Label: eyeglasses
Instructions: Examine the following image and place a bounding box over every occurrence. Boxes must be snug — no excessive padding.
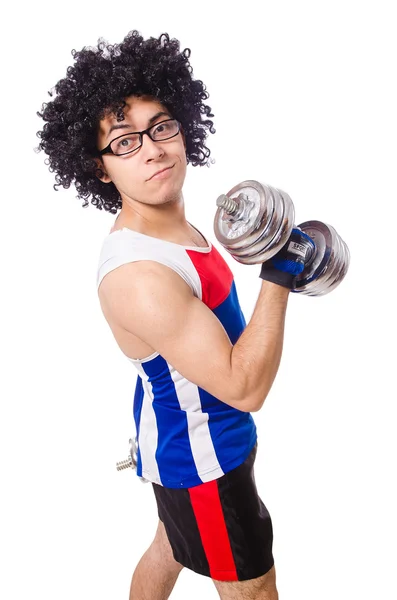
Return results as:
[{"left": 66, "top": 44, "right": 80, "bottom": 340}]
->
[{"left": 98, "top": 118, "right": 181, "bottom": 156}]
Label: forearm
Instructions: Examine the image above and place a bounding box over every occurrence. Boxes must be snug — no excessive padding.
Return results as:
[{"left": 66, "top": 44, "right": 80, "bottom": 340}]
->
[{"left": 230, "top": 280, "right": 290, "bottom": 411}]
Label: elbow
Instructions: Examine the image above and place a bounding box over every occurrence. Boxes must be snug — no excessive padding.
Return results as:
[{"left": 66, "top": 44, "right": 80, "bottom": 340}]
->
[
  {"left": 246, "top": 377, "right": 275, "bottom": 412},
  {"left": 240, "top": 391, "right": 267, "bottom": 413},
  {"left": 229, "top": 382, "right": 270, "bottom": 412},
  {"left": 227, "top": 375, "right": 269, "bottom": 413},
  {"left": 249, "top": 394, "right": 267, "bottom": 413}
]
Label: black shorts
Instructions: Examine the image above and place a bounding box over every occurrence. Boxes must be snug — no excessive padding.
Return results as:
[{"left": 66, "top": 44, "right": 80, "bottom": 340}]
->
[{"left": 152, "top": 443, "right": 274, "bottom": 581}]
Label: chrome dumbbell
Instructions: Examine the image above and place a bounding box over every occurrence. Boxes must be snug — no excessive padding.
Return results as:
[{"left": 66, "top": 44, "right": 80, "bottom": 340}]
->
[
  {"left": 213, "top": 180, "right": 349, "bottom": 296},
  {"left": 116, "top": 437, "right": 138, "bottom": 472},
  {"left": 116, "top": 437, "right": 149, "bottom": 483}
]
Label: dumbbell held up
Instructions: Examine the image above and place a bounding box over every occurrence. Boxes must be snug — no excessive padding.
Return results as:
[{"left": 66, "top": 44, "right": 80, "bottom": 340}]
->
[{"left": 213, "top": 180, "right": 350, "bottom": 296}]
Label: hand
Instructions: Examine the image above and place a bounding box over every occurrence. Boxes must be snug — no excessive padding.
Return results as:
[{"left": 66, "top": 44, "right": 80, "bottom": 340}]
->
[{"left": 259, "top": 228, "right": 315, "bottom": 289}]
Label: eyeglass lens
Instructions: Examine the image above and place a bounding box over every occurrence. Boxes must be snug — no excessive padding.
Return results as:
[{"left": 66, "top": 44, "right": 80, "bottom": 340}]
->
[{"left": 110, "top": 119, "right": 179, "bottom": 155}]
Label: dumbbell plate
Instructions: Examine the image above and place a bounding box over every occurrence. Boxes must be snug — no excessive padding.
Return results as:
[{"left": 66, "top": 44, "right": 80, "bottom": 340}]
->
[
  {"left": 213, "top": 180, "right": 271, "bottom": 251},
  {"left": 294, "top": 220, "right": 350, "bottom": 295},
  {"left": 214, "top": 180, "right": 295, "bottom": 264},
  {"left": 232, "top": 187, "right": 295, "bottom": 264}
]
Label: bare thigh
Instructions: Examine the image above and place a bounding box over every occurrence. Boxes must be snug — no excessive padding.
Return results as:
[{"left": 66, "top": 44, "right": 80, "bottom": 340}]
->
[
  {"left": 152, "top": 519, "right": 184, "bottom": 574},
  {"left": 212, "top": 565, "right": 278, "bottom": 600}
]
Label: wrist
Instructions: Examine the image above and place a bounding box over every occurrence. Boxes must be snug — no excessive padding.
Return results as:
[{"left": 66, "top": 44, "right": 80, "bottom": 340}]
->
[{"left": 260, "top": 279, "right": 291, "bottom": 296}]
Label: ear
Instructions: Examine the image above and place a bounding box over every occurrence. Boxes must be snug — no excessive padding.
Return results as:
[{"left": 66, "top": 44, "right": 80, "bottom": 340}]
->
[{"left": 94, "top": 158, "right": 112, "bottom": 183}]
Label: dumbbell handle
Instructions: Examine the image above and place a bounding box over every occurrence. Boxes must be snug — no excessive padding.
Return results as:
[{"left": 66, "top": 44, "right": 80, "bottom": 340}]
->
[
  {"left": 116, "top": 457, "right": 135, "bottom": 471},
  {"left": 116, "top": 438, "right": 137, "bottom": 471},
  {"left": 216, "top": 194, "right": 240, "bottom": 215},
  {"left": 216, "top": 193, "right": 256, "bottom": 225},
  {"left": 115, "top": 438, "right": 150, "bottom": 484}
]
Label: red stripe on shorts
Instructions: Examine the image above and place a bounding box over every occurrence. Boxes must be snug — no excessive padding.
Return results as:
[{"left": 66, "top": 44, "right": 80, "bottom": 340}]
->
[{"left": 188, "top": 479, "right": 238, "bottom": 581}]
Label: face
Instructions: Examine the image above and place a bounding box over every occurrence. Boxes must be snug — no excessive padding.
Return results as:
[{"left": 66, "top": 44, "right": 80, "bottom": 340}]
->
[{"left": 96, "top": 95, "right": 187, "bottom": 207}]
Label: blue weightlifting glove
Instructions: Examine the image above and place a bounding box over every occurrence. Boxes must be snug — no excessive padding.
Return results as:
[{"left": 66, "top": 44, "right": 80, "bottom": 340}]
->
[{"left": 259, "top": 228, "right": 315, "bottom": 289}]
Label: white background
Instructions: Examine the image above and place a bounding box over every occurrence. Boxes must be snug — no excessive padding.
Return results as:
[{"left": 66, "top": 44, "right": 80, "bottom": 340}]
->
[{"left": 1, "top": 1, "right": 396, "bottom": 598}]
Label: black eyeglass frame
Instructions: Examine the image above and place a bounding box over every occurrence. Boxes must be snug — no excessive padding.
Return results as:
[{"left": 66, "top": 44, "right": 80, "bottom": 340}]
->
[{"left": 98, "top": 118, "right": 181, "bottom": 156}]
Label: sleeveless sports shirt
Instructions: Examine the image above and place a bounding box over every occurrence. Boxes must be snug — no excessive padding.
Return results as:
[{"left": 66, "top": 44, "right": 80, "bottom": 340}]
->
[{"left": 96, "top": 226, "right": 257, "bottom": 489}]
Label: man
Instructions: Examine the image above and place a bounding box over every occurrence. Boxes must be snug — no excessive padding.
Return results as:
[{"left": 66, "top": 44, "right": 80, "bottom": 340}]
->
[{"left": 37, "top": 30, "right": 314, "bottom": 600}]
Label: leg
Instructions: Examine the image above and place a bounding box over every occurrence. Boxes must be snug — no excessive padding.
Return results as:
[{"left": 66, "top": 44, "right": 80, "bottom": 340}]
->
[
  {"left": 212, "top": 565, "right": 278, "bottom": 600},
  {"left": 129, "top": 519, "right": 184, "bottom": 600}
]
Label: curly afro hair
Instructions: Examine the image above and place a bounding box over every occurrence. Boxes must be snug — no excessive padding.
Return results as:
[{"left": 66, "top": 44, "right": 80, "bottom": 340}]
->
[{"left": 35, "top": 30, "right": 215, "bottom": 214}]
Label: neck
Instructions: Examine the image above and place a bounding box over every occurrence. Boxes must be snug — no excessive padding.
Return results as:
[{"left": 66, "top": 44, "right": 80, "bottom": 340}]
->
[{"left": 114, "top": 193, "right": 189, "bottom": 236}]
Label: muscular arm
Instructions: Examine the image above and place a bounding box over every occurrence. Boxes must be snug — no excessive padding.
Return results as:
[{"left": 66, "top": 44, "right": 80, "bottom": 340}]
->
[
  {"left": 231, "top": 280, "right": 289, "bottom": 411},
  {"left": 99, "top": 262, "right": 289, "bottom": 413}
]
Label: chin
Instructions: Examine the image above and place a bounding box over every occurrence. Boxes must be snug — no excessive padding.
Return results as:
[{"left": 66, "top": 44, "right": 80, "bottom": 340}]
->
[
  {"left": 160, "top": 183, "right": 184, "bottom": 204},
  {"left": 160, "top": 192, "right": 181, "bottom": 205}
]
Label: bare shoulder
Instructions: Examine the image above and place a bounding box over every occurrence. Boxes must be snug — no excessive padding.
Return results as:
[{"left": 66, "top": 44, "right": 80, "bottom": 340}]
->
[
  {"left": 98, "top": 259, "right": 193, "bottom": 304},
  {"left": 97, "top": 260, "right": 194, "bottom": 333}
]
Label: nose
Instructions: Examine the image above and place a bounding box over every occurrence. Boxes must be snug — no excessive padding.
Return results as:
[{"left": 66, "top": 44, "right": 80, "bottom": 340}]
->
[{"left": 141, "top": 132, "right": 164, "bottom": 160}]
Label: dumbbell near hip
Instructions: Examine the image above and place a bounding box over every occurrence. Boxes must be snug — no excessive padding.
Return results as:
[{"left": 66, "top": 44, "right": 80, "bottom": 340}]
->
[
  {"left": 116, "top": 437, "right": 149, "bottom": 483},
  {"left": 213, "top": 180, "right": 350, "bottom": 296}
]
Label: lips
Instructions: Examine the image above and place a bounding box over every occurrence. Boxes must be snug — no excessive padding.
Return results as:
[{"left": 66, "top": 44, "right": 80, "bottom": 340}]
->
[{"left": 148, "top": 165, "right": 174, "bottom": 180}]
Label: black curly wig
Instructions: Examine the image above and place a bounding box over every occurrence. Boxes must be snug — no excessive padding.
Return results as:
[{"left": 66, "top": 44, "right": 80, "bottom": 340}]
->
[{"left": 35, "top": 30, "right": 215, "bottom": 214}]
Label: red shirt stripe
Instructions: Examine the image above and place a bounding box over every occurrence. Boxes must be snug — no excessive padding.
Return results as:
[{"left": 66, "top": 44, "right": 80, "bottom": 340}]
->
[{"left": 186, "top": 245, "right": 234, "bottom": 310}]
